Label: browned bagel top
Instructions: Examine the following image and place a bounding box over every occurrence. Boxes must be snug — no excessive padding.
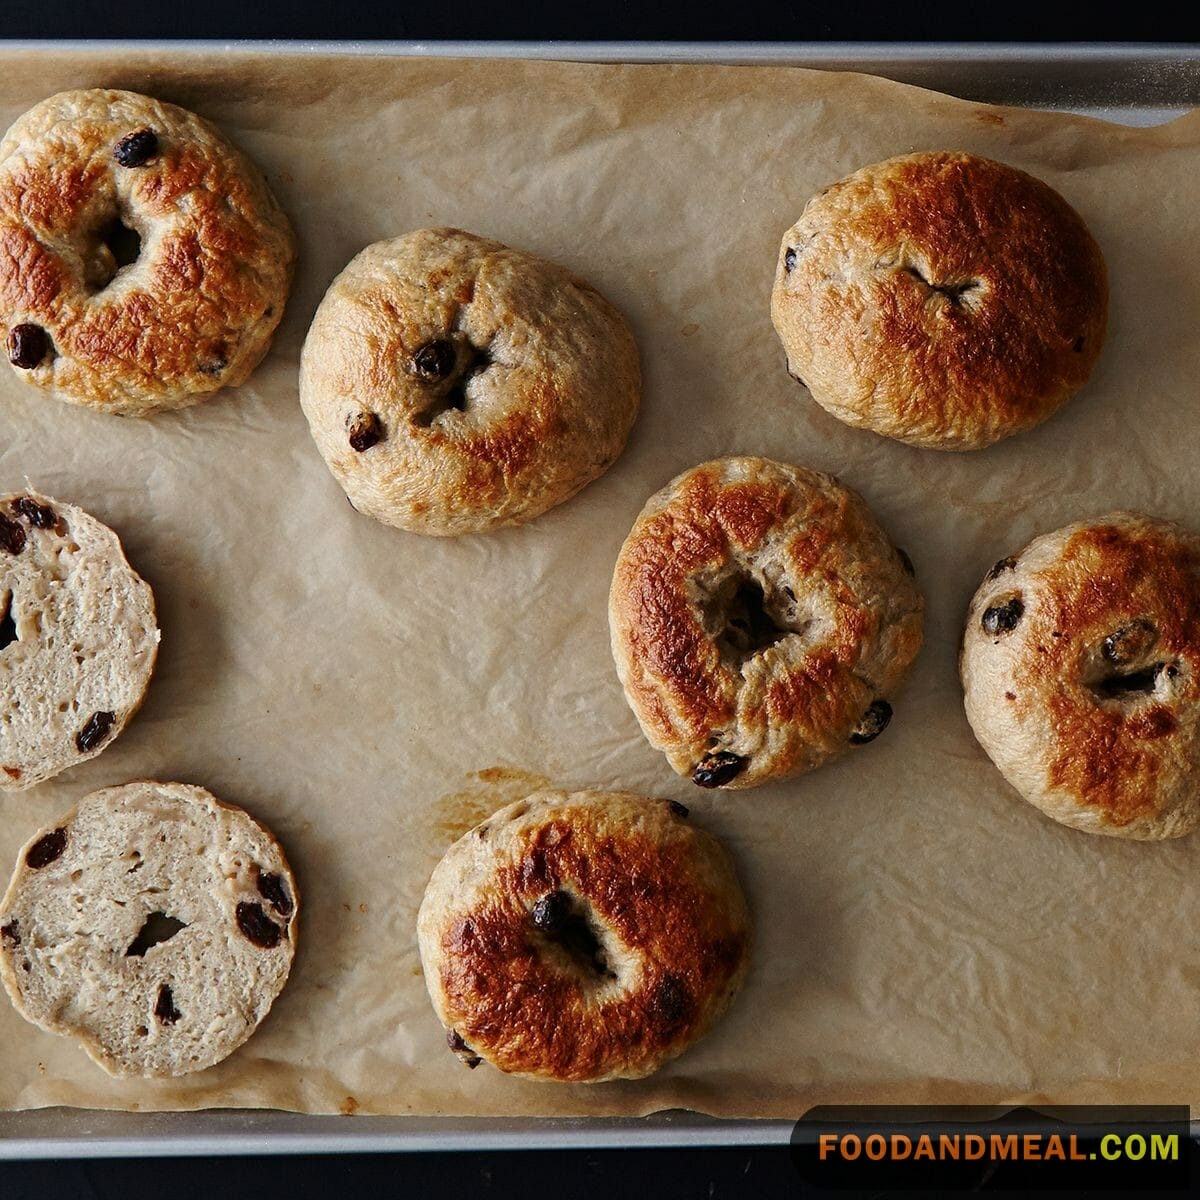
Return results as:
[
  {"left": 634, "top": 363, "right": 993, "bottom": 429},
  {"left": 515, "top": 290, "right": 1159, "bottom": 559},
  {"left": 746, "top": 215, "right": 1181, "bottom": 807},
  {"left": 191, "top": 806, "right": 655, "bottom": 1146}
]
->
[
  {"left": 0, "top": 89, "right": 294, "bottom": 414},
  {"left": 299, "top": 228, "right": 640, "bottom": 536},
  {"left": 1024, "top": 518, "right": 1199, "bottom": 825},
  {"left": 609, "top": 457, "right": 924, "bottom": 789},
  {"left": 772, "top": 152, "right": 1108, "bottom": 450},
  {"left": 418, "top": 791, "right": 750, "bottom": 1082},
  {"left": 962, "top": 513, "right": 1200, "bottom": 838}
]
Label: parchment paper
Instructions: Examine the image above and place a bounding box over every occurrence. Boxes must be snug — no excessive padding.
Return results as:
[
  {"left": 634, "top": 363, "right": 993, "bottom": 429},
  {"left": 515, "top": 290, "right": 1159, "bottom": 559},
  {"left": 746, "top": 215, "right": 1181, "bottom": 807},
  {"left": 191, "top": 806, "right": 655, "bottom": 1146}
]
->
[{"left": 2, "top": 50, "right": 1200, "bottom": 1120}]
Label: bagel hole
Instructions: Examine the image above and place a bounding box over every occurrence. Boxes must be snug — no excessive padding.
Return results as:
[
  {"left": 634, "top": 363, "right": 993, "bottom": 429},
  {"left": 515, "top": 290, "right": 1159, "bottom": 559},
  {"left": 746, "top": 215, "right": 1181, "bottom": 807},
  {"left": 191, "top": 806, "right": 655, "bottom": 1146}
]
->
[
  {"left": 531, "top": 894, "right": 617, "bottom": 985},
  {"left": 902, "top": 264, "right": 982, "bottom": 308},
  {"left": 86, "top": 215, "right": 142, "bottom": 290},
  {"left": 413, "top": 343, "right": 492, "bottom": 427},
  {"left": 711, "top": 573, "right": 791, "bottom": 665},
  {"left": 125, "top": 911, "right": 187, "bottom": 958},
  {"left": 0, "top": 591, "right": 15, "bottom": 651},
  {"left": 1091, "top": 663, "right": 1174, "bottom": 702}
]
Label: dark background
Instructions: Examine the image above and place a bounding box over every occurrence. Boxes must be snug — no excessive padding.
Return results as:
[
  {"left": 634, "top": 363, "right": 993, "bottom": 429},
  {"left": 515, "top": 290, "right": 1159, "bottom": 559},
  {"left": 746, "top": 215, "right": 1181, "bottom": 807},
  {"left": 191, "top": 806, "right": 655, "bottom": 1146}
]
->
[
  {"left": 0, "top": 3, "right": 1196, "bottom": 44},
  {"left": 2, "top": 6, "right": 1196, "bottom": 1197}
]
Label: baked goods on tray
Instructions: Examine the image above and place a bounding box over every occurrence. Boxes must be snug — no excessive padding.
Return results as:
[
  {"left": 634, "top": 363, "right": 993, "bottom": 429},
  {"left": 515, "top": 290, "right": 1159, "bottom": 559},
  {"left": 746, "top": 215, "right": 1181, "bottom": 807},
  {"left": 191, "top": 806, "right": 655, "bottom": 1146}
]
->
[
  {"left": 0, "top": 780, "right": 298, "bottom": 1077},
  {"left": 299, "top": 227, "right": 640, "bottom": 536},
  {"left": 0, "top": 89, "right": 295, "bottom": 415},
  {"left": 609, "top": 456, "right": 924, "bottom": 789},
  {"left": 961, "top": 513, "right": 1200, "bottom": 839},
  {"left": 0, "top": 491, "right": 158, "bottom": 791},
  {"left": 417, "top": 789, "right": 750, "bottom": 1082},
  {"left": 771, "top": 151, "right": 1108, "bottom": 451}
]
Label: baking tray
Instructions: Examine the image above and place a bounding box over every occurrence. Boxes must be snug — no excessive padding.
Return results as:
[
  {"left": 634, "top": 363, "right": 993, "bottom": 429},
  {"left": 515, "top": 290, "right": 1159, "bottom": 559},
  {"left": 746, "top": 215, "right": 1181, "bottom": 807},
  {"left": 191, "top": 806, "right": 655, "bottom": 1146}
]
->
[{"left": 0, "top": 40, "right": 1197, "bottom": 1160}]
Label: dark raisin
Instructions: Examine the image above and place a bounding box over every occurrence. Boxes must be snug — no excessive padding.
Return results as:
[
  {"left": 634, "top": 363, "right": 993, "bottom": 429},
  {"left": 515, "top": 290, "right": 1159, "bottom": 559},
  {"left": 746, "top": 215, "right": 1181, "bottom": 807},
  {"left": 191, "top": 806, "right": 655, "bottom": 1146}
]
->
[
  {"left": 668, "top": 800, "right": 690, "bottom": 818},
  {"left": 154, "top": 983, "right": 182, "bottom": 1026},
  {"left": 1101, "top": 619, "right": 1156, "bottom": 666},
  {"left": 986, "top": 556, "right": 1018, "bottom": 581},
  {"left": 12, "top": 496, "right": 56, "bottom": 528},
  {"left": 897, "top": 547, "right": 915, "bottom": 575},
  {"left": 113, "top": 129, "right": 159, "bottom": 168},
  {"left": 236, "top": 901, "right": 282, "bottom": 949},
  {"left": 257, "top": 871, "right": 294, "bottom": 919},
  {"left": 0, "top": 514, "right": 26, "bottom": 556},
  {"left": 412, "top": 339, "right": 456, "bottom": 380},
  {"left": 75, "top": 710, "right": 115, "bottom": 753},
  {"left": 348, "top": 412, "right": 383, "bottom": 452},
  {"left": 1, "top": 919, "right": 20, "bottom": 945},
  {"left": 26, "top": 828, "right": 67, "bottom": 869},
  {"left": 531, "top": 890, "right": 572, "bottom": 934},
  {"left": 981, "top": 598, "right": 1024, "bottom": 636},
  {"left": 850, "top": 699, "right": 893, "bottom": 745},
  {"left": 8, "top": 323, "right": 50, "bottom": 370},
  {"left": 653, "top": 975, "right": 690, "bottom": 1026},
  {"left": 1073, "top": 336, "right": 1085, "bottom": 353},
  {"left": 692, "top": 751, "right": 746, "bottom": 789},
  {"left": 447, "top": 1029, "right": 482, "bottom": 1068},
  {"left": 784, "top": 247, "right": 798, "bottom": 272}
]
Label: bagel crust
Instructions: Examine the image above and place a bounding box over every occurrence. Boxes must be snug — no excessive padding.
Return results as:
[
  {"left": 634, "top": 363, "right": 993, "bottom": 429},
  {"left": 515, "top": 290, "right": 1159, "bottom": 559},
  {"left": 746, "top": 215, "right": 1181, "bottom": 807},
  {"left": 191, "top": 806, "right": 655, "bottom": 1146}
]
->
[
  {"left": 961, "top": 513, "right": 1200, "bottom": 840},
  {"left": 609, "top": 457, "right": 924, "bottom": 790},
  {"left": 0, "top": 89, "right": 295, "bottom": 414},
  {"left": 299, "top": 228, "right": 641, "bottom": 536},
  {"left": 770, "top": 152, "right": 1108, "bottom": 450},
  {"left": 417, "top": 790, "right": 751, "bottom": 1083}
]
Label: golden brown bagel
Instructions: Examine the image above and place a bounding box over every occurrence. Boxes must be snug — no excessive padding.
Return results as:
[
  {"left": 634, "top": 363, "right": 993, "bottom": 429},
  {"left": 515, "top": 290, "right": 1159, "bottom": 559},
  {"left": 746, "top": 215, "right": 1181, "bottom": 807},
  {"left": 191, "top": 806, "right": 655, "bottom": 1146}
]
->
[
  {"left": 962, "top": 513, "right": 1200, "bottom": 840},
  {"left": 299, "top": 228, "right": 640, "bottom": 536},
  {"left": 0, "top": 89, "right": 294, "bottom": 414},
  {"left": 771, "top": 152, "right": 1108, "bottom": 450},
  {"left": 417, "top": 790, "right": 750, "bottom": 1082},
  {"left": 609, "top": 457, "right": 924, "bottom": 790}
]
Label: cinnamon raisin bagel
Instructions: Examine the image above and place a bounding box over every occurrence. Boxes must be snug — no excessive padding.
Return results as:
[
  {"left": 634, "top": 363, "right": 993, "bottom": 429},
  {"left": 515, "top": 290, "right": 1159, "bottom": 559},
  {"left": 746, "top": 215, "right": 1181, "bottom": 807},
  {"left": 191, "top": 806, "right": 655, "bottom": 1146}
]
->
[
  {"left": 961, "top": 512, "right": 1200, "bottom": 840},
  {"left": 0, "top": 781, "right": 298, "bottom": 1077},
  {"left": 0, "top": 89, "right": 294, "bottom": 414},
  {"left": 417, "top": 790, "right": 751, "bottom": 1083},
  {"left": 0, "top": 490, "right": 158, "bottom": 791},
  {"left": 771, "top": 152, "right": 1108, "bottom": 450},
  {"left": 609, "top": 456, "right": 924, "bottom": 790},
  {"left": 298, "top": 227, "right": 640, "bottom": 536}
]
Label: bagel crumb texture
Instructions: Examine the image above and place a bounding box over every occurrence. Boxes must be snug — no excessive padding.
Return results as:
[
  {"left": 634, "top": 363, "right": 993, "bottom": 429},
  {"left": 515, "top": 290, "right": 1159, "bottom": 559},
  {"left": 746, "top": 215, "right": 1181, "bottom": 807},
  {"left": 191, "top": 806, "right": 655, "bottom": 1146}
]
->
[
  {"left": 771, "top": 151, "right": 1108, "bottom": 451},
  {"left": 0, "top": 89, "right": 295, "bottom": 414},
  {"left": 299, "top": 227, "right": 641, "bottom": 536},
  {"left": 961, "top": 512, "right": 1200, "bottom": 839},
  {"left": 0, "top": 490, "right": 158, "bottom": 791},
  {"left": 609, "top": 457, "right": 924, "bottom": 789},
  {"left": 417, "top": 790, "right": 751, "bottom": 1082},
  {"left": 0, "top": 781, "right": 298, "bottom": 1077}
]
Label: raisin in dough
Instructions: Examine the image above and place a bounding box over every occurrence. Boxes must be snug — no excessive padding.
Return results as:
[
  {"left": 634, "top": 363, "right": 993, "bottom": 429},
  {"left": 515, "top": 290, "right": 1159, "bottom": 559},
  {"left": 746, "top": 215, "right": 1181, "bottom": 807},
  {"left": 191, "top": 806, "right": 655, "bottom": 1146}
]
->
[
  {"left": 418, "top": 789, "right": 751, "bottom": 1082},
  {"left": 299, "top": 227, "right": 641, "bottom": 536},
  {"left": 0, "top": 89, "right": 294, "bottom": 414},
  {"left": 609, "top": 457, "right": 925, "bottom": 789},
  {"left": 0, "top": 781, "right": 298, "bottom": 1077},
  {"left": 961, "top": 513, "right": 1200, "bottom": 840},
  {"left": 0, "top": 492, "right": 158, "bottom": 791},
  {"left": 771, "top": 152, "right": 1108, "bottom": 450}
]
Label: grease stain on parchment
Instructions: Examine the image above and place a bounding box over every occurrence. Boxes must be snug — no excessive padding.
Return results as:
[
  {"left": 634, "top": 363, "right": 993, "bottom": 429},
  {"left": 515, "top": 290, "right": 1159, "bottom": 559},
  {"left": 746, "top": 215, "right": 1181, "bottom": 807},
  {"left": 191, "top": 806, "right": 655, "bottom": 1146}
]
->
[{"left": 431, "top": 765, "right": 553, "bottom": 843}]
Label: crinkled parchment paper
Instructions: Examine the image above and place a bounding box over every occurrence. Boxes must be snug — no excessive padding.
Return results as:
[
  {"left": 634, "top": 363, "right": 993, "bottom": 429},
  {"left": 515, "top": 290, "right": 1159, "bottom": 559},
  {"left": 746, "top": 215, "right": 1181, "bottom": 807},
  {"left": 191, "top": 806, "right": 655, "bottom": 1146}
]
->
[{"left": 2, "top": 50, "right": 1200, "bottom": 1119}]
